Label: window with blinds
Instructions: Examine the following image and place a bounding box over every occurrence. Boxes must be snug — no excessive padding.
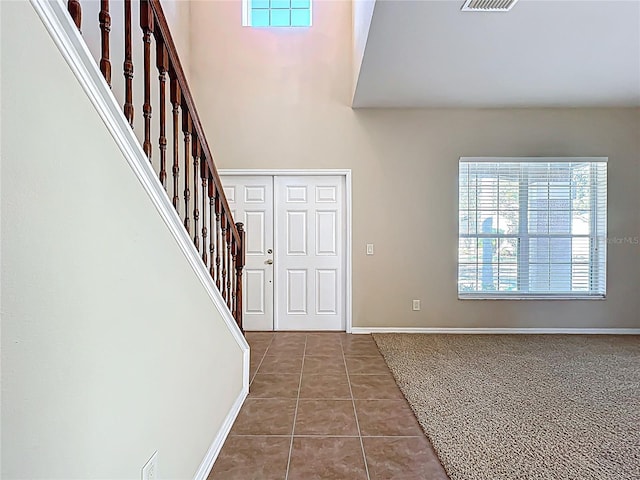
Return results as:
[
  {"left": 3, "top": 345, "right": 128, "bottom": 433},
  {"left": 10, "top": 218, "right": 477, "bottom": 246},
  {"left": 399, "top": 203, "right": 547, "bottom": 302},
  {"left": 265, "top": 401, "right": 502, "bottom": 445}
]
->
[{"left": 458, "top": 158, "right": 607, "bottom": 299}]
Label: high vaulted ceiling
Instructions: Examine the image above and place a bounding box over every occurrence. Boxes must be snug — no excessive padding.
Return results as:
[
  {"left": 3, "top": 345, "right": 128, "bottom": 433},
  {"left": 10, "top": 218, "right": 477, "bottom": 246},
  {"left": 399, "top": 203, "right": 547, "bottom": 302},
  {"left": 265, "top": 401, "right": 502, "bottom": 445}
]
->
[{"left": 353, "top": 0, "right": 640, "bottom": 108}]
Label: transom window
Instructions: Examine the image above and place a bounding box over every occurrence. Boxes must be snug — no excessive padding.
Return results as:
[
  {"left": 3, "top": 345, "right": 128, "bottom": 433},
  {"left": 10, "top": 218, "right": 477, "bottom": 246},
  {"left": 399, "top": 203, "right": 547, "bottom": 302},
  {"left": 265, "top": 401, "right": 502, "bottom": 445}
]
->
[
  {"left": 243, "top": 0, "right": 312, "bottom": 27},
  {"left": 458, "top": 157, "right": 607, "bottom": 299}
]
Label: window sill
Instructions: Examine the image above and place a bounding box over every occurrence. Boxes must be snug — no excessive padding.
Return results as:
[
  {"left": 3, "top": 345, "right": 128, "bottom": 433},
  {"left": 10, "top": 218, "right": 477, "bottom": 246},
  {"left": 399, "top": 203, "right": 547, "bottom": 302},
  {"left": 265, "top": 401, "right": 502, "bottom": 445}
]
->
[{"left": 458, "top": 294, "right": 606, "bottom": 300}]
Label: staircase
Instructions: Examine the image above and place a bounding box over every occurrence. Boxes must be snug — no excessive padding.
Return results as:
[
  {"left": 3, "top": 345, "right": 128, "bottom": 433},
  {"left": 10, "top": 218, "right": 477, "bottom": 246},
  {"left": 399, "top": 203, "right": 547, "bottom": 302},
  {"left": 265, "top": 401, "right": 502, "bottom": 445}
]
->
[{"left": 65, "top": 0, "right": 245, "bottom": 332}]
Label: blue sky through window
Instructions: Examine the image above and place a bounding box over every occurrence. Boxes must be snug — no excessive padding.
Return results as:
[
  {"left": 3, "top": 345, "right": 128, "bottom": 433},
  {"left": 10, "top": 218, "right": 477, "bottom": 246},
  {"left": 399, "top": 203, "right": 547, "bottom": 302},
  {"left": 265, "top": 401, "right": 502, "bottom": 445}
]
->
[{"left": 248, "top": 0, "right": 312, "bottom": 27}]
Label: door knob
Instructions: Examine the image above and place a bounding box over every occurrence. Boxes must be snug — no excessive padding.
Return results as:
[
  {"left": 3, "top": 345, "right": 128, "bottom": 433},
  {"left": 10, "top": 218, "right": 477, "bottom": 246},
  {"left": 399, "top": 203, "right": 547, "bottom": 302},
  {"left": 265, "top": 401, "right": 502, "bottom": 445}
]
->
[{"left": 266, "top": 259, "right": 273, "bottom": 265}]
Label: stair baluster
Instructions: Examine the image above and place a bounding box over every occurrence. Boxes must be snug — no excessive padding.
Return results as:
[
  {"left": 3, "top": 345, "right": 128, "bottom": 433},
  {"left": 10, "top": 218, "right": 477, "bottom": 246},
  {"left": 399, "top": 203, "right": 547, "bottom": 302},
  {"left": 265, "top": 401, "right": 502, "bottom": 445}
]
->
[
  {"left": 156, "top": 36, "right": 168, "bottom": 189},
  {"left": 99, "top": 0, "right": 111, "bottom": 86},
  {"left": 201, "top": 156, "right": 209, "bottom": 266},
  {"left": 182, "top": 109, "right": 191, "bottom": 234},
  {"left": 140, "top": 0, "right": 153, "bottom": 161},
  {"left": 221, "top": 216, "right": 227, "bottom": 302},
  {"left": 215, "top": 191, "right": 222, "bottom": 289},
  {"left": 192, "top": 138, "right": 200, "bottom": 252},
  {"left": 169, "top": 69, "right": 180, "bottom": 210},
  {"left": 226, "top": 219, "right": 232, "bottom": 309},
  {"left": 67, "top": 0, "right": 82, "bottom": 31},
  {"left": 123, "top": 0, "right": 134, "bottom": 126},
  {"left": 208, "top": 175, "right": 216, "bottom": 279}
]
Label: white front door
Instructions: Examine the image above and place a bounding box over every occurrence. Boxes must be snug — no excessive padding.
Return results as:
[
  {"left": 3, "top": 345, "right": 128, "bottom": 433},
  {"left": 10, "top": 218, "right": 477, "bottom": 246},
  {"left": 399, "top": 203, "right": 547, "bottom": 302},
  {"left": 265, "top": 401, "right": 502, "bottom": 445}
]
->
[
  {"left": 223, "top": 176, "right": 274, "bottom": 331},
  {"left": 275, "top": 176, "right": 345, "bottom": 331},
  {"left": 221, "top": 174, "right": 346, "bottom": 331}
]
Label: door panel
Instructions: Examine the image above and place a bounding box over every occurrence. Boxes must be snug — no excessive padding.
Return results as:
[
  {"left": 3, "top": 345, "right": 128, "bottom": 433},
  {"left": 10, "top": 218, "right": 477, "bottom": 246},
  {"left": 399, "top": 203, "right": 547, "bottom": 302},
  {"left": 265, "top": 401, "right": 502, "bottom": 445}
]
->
[
  {"left": 222, "top": 176, "right": 274, "bottom": 331},
  {"left": 286, "top": 211, "right": 307, "bottom": 255},
  {"left": 316, "top": 269, "right": 338, "bottom": 314},
  {"left": 287, "top": 270, "right": 308, "bottom": 314},
  {"left": 316, "top": 211, "right": 337, "bottom": 254},
  {"left": 275, "top": 176, "right": 345, "bottom": 330}
]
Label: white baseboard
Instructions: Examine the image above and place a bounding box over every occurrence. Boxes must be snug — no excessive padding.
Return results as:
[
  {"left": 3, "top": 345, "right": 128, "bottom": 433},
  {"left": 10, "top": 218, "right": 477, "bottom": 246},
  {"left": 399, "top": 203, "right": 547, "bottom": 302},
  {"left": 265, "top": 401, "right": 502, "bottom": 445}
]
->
[
  {"left": 193, "top": 385, "right": 249, "bottom": 480},
  {"left": 352, "top": 327, "right": 640, "bottom": 335},
  {"left": 243, "top": 347, "right": 251, "bottom": 393}
]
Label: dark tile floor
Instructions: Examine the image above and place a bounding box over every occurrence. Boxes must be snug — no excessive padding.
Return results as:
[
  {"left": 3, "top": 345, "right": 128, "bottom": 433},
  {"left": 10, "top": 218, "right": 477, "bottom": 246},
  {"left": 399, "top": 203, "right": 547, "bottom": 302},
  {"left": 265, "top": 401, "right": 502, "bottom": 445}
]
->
[{"left": 209, "top": 332, "right": 449, "bottom": 480}]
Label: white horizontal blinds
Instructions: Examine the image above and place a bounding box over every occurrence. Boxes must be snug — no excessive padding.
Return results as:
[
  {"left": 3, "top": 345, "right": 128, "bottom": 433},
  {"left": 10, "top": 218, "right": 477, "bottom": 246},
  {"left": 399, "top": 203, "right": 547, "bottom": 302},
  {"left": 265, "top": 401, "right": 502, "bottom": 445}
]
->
[{"left": 458, "top": 158, "right": 607, "bottom": 298}]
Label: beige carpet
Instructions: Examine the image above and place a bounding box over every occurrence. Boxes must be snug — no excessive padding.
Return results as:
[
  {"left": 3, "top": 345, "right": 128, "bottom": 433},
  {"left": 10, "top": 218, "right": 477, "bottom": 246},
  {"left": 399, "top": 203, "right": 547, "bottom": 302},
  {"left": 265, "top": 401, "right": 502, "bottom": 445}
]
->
[{"left": 372, "top": 334, "right": 640, "bottom": 480}]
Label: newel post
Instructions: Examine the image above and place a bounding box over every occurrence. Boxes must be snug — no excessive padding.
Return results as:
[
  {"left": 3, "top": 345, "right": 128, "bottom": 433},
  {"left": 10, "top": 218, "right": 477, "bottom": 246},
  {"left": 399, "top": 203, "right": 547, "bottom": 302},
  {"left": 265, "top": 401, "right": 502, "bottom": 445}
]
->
[{"left": 235, "top": 223, "right": 245, "bottom": 334}]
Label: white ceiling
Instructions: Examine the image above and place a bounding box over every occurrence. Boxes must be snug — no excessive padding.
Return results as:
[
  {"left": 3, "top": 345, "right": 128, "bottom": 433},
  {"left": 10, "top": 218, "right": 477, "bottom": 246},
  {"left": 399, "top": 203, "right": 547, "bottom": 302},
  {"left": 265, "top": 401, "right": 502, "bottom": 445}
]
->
[{"left": 352, "top": 0, "right": 640, "bottom": 108}]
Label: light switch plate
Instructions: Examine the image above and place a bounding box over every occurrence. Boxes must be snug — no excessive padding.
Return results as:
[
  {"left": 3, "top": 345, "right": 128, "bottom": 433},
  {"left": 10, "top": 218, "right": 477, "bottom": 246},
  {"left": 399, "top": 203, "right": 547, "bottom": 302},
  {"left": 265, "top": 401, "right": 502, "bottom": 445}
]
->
[
  {"left": 366, "top": 244, "right": 374, "bottom": 255},
  {"left": 412, "top": 300, "right": 421, "bottom": 311}
]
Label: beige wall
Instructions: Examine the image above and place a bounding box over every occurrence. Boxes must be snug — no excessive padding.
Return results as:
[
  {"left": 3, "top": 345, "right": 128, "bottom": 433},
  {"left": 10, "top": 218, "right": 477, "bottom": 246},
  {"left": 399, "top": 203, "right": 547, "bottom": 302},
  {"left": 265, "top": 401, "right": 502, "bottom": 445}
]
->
[
  {"left": 189, "top": 0, "right": 640, "bottom": 329},
  {"left": 1, "top": 2, "right": 243, "bottom": 478}
]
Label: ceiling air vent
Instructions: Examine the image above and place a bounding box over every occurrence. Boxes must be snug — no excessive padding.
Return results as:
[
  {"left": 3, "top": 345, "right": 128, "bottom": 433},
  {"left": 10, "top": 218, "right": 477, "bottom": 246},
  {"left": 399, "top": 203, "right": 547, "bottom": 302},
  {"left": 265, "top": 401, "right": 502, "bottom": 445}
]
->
[{"left": 461, "top": 0, "right": 519, "bottom": 12}]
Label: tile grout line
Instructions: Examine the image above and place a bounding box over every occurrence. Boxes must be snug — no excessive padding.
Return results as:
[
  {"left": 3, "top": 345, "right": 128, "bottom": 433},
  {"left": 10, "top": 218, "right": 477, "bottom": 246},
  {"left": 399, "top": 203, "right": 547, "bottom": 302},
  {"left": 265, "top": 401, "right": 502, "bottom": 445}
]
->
[
  {"left": 249, "top": 335, "right": 275, "bottom": 386},
  {"left": 285, "top": 335, "right": 307, "bottom": 480},
  {"left": 342, "top": 336, "right": 372, "bottom": 480}
]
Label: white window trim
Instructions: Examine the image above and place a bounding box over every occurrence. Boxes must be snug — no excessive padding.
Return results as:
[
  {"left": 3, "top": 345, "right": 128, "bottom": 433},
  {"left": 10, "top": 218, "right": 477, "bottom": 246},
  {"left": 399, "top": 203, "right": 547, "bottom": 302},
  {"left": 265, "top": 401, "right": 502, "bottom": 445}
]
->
[
  {"left": 242, "top": 0, "right": 250, "bottom": 26},
  {"left": 458, "top": 157, "right": 608, "bottom": 300}
]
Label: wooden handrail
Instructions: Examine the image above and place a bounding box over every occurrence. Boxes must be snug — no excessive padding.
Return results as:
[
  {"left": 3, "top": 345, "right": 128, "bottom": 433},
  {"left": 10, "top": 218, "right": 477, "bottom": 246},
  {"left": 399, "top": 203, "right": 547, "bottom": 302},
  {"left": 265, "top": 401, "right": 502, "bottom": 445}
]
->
[
  {"left": 147, "top": 0, "right": 240, "bottom": 246},
  {"left": 66, "top": 0, "right": 245, "bottom": 332}
]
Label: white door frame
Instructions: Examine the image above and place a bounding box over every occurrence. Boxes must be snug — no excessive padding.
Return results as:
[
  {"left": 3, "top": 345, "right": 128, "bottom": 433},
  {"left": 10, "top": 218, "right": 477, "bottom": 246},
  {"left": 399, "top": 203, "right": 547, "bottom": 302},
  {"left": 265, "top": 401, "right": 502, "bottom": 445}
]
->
[{"left": 219, "top": 169, "right": 353, "bottom": 333}]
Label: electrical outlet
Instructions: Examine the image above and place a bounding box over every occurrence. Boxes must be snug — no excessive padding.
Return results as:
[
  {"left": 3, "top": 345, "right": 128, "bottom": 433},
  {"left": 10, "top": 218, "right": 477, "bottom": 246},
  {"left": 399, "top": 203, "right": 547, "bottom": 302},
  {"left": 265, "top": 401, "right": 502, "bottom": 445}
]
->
[
  {"left": 142, "top": 451, "right": 158, "bottom": 480},
  {"left": 366, "top": 244, "right": 374, "bottom": 255},
  {"left": 412, "top": 299, "right": 421, "bottom": 311}
]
